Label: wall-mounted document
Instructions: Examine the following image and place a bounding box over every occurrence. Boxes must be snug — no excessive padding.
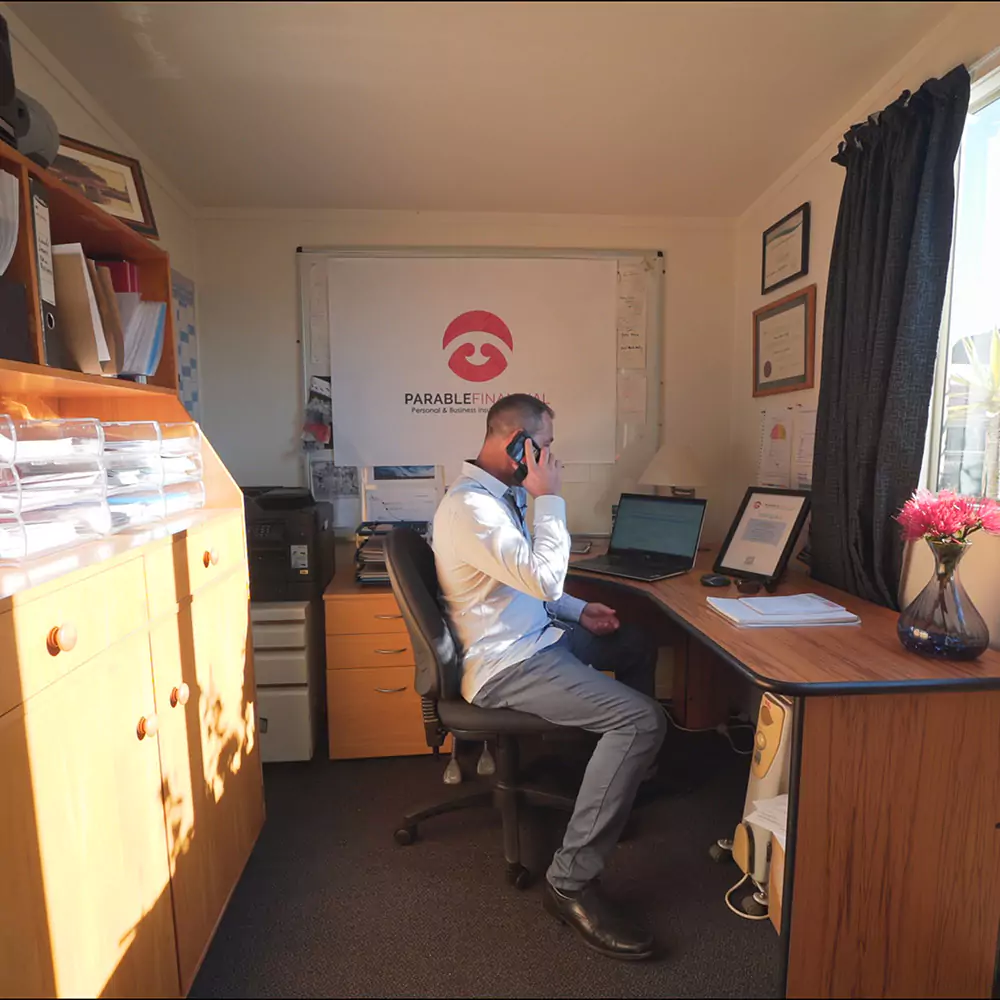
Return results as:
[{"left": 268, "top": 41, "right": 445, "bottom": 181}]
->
[
  {"left": 756, "top": 405, "right": 816, "bottom": 489},
  {"left": 616, "top": 262, "right": 647, "bottom": 369},
  {"left": 617, "top": 370, "right": 647, "bottom": 419}
]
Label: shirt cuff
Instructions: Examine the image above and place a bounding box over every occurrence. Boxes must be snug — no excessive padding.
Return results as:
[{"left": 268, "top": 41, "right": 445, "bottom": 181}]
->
[
  {"left": 533, "top": 494, "right": 567, "bottom": 523},
  {"left": 551, "top": 593, "right": 587, "bottom": 623}
]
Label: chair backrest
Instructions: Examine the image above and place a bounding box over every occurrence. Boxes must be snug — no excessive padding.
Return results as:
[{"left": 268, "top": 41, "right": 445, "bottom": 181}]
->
[{"left": 384, "top": 528, "right": 462, "bottom": 702}]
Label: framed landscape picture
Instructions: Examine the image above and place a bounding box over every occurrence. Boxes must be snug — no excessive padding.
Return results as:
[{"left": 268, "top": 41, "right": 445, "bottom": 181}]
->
[{"left": 48, "top": 136, "right": 159, "bottom": 239}]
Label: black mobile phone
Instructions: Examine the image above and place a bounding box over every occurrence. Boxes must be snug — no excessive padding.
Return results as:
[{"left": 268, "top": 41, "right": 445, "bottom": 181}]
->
[{"left": 506, "top": 431, "right": 541, "bottom": 484}]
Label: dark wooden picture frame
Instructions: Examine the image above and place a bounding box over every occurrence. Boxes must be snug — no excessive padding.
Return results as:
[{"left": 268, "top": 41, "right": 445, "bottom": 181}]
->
[
  {"left": 48, "top": 136, "right": 159, "bottom": 239},
  {"left": 761, "top": 202, "right": 810, "bottom": 295},
  {"left": 753, "top": 284, "right": 816, "bottom": 397}
]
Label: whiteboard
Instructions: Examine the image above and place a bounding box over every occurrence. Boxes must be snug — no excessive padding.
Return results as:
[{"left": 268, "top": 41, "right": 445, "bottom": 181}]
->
[{"left": 297, "top": 247, "right": 664, "bottom": 533}]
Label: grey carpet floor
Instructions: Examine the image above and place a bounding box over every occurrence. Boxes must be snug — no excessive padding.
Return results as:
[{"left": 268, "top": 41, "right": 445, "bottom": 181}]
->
[{"left": 191, "top": 729, "right": 783, "bottom": 998}]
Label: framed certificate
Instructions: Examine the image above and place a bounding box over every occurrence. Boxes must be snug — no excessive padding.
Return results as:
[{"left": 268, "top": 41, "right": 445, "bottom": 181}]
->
[
  {"left": 753, "top": 284, "right": 816, "bottom": 397},
  {"left": 761, "top": 202, "right": 810, "bottom": 294},
  {"left": 715, "top": 487, "right": 811, "bottom": 585}
]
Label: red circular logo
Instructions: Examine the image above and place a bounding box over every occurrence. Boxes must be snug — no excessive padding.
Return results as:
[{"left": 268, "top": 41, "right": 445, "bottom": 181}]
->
[
  {"left": 753, "top": 501, "right": 762, "bottom": 509},
  {"left": 442, "top": 310, "right": 513, "bottom": 382}
]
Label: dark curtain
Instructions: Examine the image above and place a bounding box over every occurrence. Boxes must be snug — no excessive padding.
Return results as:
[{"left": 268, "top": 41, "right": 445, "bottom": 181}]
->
[{"left": 811, "top": 65, "right": 970, "bottom": 608}]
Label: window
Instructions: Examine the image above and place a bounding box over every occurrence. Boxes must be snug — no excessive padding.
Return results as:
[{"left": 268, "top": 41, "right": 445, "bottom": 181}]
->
[{"left": 926, "top": 70, "right": 1000, "bottom": 500}]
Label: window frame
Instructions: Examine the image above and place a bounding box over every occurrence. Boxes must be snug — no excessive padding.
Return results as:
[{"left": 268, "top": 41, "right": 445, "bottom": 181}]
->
[{"left": 923, "top": 61, "right": 1000, "bottom": 495}]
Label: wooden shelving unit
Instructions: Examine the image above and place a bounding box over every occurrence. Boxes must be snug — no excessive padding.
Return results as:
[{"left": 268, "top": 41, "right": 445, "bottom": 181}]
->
[
  {"left": 0, "top": 139, "right": 176, "bottom": 391},
  {"left": 0, "top": 144, "right": 263, "bottom": 999}
]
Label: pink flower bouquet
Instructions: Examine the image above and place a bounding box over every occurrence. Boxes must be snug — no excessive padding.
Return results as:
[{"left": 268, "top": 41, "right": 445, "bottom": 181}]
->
[{"left": 896, "top": 488, "right": 1000, "bottom": 544}]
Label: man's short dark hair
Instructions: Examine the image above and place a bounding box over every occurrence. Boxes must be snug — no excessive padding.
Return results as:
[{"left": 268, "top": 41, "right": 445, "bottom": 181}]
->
[{"left": 485, "top": 394, "right": 554, "bottom": 438}]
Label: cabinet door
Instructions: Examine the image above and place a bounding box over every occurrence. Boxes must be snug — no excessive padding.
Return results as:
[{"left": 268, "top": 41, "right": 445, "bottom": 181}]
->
[
  {"left": 150, "top": 601, "right": 225, "bottom": 993},
  {"left": 0, "top": 632, "right": 179, "bottom": 998},
  {"left": 151, "top": 571, "right": 263, "bottom": 992},
  {"left": 199, "top": 572, "right": 264, "bottom": 891}
]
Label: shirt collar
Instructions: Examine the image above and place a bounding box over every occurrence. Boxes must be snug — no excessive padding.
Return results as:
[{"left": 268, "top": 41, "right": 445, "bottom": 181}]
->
[{"left": 461, "top": 460, "right": 510, "bottom": 500}]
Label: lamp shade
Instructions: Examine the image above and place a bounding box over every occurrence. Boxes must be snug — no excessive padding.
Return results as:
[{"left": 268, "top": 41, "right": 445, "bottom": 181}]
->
[{"left": 639, "top": 442, "right": 706, "bottom": 488}]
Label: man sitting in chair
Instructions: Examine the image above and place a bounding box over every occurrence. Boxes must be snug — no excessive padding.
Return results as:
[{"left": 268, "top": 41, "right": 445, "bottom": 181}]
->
[{"left": 433, "top": 393, "right": 666, "bottom": 961}]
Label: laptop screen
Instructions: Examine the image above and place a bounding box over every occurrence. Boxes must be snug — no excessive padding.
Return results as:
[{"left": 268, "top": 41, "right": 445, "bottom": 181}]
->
[{"left": 609, "top": 494, "right": 706, "bottom": 560}]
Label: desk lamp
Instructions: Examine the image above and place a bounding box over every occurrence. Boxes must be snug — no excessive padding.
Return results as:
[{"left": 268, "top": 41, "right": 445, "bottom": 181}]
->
[{"left": 639, "top": 441, "right": 706, "bottom": 498}]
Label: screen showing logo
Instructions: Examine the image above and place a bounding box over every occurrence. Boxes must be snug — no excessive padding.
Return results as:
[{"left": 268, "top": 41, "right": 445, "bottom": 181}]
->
[{"left": 442, "top": 310, "right": 513, "bottom": 382}]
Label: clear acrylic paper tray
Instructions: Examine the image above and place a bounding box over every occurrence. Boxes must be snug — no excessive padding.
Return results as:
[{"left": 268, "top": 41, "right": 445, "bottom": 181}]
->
[{"left": 102, "top": 420, "right": 203, "bottom": 491}]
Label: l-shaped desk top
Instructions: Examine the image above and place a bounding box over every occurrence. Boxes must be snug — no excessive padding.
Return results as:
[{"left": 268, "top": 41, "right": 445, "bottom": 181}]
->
[{"left": 568, "top": 549, "right": 1000, "bottom": 696}]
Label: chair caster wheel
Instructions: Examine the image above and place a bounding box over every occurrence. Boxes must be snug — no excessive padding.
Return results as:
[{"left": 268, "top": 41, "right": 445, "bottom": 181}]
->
[
  {"left": 506, "top": 863, "right": 533, "bottom": 890},
  {"left": 741, "top": 894, "right": 767, "bottom": 918},
  {"left": 394, "top": 826, "right": 416, "bottom": 846},
  {"left": 709, "top": 840, "right": 732, "bottom": 863}
]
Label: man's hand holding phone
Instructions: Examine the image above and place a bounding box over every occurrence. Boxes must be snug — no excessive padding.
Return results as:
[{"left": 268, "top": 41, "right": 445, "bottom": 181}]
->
[{"left": 522, "top": 439, "right": 562, "bottom": 498}]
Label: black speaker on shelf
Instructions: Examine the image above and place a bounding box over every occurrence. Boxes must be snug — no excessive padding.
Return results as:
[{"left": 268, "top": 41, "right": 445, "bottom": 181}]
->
[{"left": 0, "top": 15, "right": 27, "bottom": 149}]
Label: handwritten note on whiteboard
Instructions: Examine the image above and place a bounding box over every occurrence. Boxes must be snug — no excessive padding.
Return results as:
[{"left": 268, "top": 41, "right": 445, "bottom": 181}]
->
[{"left": 617, "top": 262, "right": 647, "bottom": 369}]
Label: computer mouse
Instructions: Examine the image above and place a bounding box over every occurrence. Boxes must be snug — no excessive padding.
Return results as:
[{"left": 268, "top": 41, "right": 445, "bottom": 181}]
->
[{"left": 700, "top": 573, "right": 731, "bottom": 588}]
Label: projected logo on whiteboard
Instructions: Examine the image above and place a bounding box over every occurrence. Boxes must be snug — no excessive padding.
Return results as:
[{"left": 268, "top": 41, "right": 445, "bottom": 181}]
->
[{"left": 442, "top": 310, "right": 513, "bottom": 382}]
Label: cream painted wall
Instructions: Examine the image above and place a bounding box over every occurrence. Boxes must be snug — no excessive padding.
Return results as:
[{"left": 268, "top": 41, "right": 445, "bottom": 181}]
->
[
  {"left": 2, "top": 4, "right": 197, "bottom": 278},
  {"left": 729, "top": 2, "right": 1000, "bottom": 640},
  {"left": 196, "top": 210, "right": 735, "bottom": 539}
]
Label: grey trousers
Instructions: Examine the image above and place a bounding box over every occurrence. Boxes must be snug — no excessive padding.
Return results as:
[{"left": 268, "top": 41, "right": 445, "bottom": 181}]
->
[{"left": 472, "top": 624, "right": 666, "bottom": 891}]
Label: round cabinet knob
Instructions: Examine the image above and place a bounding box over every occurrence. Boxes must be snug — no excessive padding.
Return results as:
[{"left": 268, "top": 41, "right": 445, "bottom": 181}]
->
[
  {"left": 203, "top": 548, "right": 220, "bottom": 568},
  {"left": 170, "top": 683, "right": 190, "bottom": 708},
  {"left": 137, "top": 714, "right": 159, "bottom": 740},
  {"left": 47, "top": 622, "right": 78, "bottom": 655}
]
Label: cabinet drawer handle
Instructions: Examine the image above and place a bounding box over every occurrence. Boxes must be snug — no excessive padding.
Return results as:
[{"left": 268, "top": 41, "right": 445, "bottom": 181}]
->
[
  {"left": 203, "top": 547, "right": 220, "bottom": 568},
  {"left": 170, "top": 683, "right": 191, "bottom": 708},
  {"left": 47, "top": 623, "right": 77, "bottom": 655},
  {"left": 374, "top": 648, "right": 407, "bottom": 655},
  {"left": 137, "top": 714, "right": 159, "bottom": 740},
  {"left": 375, "top": 686, "right": 407, "bottom": 694},
  {"left": 375, "top": 614, "right": 402, "bottom": 620}
]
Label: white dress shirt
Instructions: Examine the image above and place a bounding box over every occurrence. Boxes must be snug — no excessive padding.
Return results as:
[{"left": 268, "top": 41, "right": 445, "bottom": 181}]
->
[{"left": 432, "top": 461, "right": 586, "bottom": 702}]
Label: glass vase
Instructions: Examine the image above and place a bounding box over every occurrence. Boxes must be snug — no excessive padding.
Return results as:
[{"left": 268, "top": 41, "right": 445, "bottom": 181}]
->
[{"left": 897, "top": 539, "right": 989, "bottom": 660}]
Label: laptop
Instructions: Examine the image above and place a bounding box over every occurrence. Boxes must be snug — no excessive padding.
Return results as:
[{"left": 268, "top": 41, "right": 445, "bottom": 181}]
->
[{"left": 574, "top": 493, "right": 707, "bottom": 582}]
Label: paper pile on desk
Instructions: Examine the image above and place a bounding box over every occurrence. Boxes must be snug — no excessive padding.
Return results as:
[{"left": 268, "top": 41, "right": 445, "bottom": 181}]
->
[
  {"left": 707, "top": 593, "right": 860, "bottom": 627},
  {"left": 744, "top": 794, "right": 788, "bottom": 849}
]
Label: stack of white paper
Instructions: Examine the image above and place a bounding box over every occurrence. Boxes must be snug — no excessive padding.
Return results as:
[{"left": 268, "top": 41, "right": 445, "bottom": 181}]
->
[
  {"left": 744, "top": 794, "right": 788, "bottom": 849},
  {"left": 0, "top": 171, "right": 18, "bottom": 276},
  {"left": 707, "top": 593, "right": 860, "bottom": 628}
]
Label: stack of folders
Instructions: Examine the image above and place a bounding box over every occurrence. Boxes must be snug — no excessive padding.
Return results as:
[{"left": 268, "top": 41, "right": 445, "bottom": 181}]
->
[
  {"left": 0, "top": 416, "right": 111, "bottom": 562},
  {"left": 706, "top": 593, "right": 861, "bottom": 628},
  {"left": 0, "top": 170, "right": 18, "bottom": 275},
  {"left": 50, "top": 246, "right": 165, "bottom": 377}
]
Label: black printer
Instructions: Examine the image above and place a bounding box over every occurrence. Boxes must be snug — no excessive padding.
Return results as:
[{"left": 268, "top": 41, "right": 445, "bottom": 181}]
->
[{"left": 242, "top": 487, "right": 333, "bottom": 602}]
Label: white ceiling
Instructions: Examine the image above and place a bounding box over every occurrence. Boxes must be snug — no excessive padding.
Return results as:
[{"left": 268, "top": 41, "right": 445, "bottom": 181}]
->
[{"left": 9, "top": 1, "right": 954, "bottom": 215}]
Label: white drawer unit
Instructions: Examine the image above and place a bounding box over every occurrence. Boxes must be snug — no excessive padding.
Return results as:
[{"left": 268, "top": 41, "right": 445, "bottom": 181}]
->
[{"left": 250, "top": 600, "right": 323, "bottom": 763}]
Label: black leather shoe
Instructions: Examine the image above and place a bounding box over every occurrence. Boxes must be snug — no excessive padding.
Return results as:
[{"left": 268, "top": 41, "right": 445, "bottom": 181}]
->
[{"left": 543, "top": 880, "right": 654, "bottom": 960}]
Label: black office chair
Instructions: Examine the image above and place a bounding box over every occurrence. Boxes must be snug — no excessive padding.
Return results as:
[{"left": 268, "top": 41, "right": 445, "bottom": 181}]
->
[{"left": 385, "top": 527, "right": 577, "bottom": 888}]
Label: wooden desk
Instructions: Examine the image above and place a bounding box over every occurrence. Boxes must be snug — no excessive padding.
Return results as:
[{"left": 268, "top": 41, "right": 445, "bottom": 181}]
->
[{"left": 568, "top": 552, "right": 1000, "bottom": 999}]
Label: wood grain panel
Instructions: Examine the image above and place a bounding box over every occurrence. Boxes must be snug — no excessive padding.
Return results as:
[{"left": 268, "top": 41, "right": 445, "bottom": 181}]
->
[
  {"left": 326, "top": 632, "right": 414, "bottom": 670},
  {"left": 11, "top": 554, "right": 146, "bottom": 709},
  {"left": 570, "top": 550, "right": 1000, "bottom": 692},
  {"left": 327, "top": 665, "right": 432, "bottom": 759},
  {"left": 13, "top": 632, "right": 179, "bottom": 998},
  {"left": 787, "top": 691, "right": 1000, "bottom": 998},
  {"left": 325, "top": 594, "right": 407, "bottom": 636}
]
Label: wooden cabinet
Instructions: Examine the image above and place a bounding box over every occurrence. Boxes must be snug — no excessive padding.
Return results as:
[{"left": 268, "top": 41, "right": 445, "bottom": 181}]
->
[
  {"left": 0, "top": 631, "right": 179, "bottom": 998},
  {"left": 0, "top": 127, "right": 261, "bottom": 999},
  {"left": 149, "top": 569, "right": 263, "bottom": 993},
  {"left": 323, "top": 555, "right": 443, "bottom": 759}
]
